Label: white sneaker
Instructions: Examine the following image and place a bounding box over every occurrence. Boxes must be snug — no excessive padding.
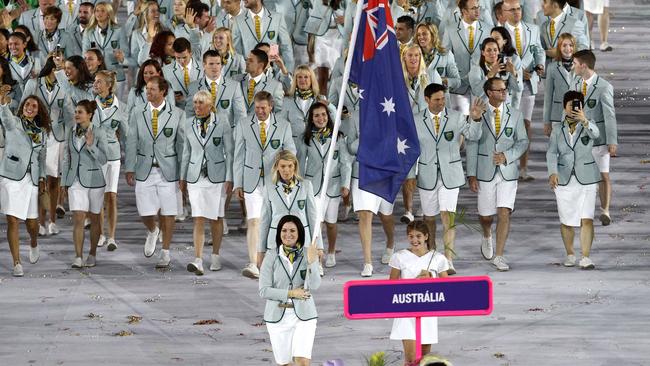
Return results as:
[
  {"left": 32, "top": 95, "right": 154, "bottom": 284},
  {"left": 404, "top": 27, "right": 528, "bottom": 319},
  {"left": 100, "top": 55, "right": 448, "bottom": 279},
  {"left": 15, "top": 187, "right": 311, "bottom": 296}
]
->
[
  {"left": 400, "top": 211, "right": 414, "bottom": 224},
  {"left": 481, "top": 236, "right": 494, "bottom": 260},
  {"left": 447, "top": 258, "right": 456, "bottom": 275},
  {"left": 106, "top": 238, "right": 118, "bottom": 251},
  {"left": 325, "top": 253, "right": 336, "bottom": 268},
  {"left": 156, "top": 249, "right": 171, "bottom": 268},
  {"left": 210, "top": 254, "right": 222, "bottom": 271},
  {"left": 47, "top": 221, "right": 60, "bottom": 235},
  {"left": 71, "top": 257, "right": 84, "bottom": 268},
  {"left": 361, "top": 263, "right": 373, "bottom": 277},
  {"left": 492, "top": 256, "right": 510, "bottom": 271},
  {"left": 599, "top": 42, "right": 612, "bottom": 52},
  {"left": 13, "top": 263, "right": 24, "bottom": 277},
  {"left": 563, "top": 254, "right": 577, "bottom": 267},
  {"left": 414, "top": 209, "right": 423, "bottom": 218},
  {"left": 84, "top": 255, "right": 96, "bottom": 267},
  {"left": 29, "top": 246, "right": 40, "bottom": 264},
  {"left": 38, "top": 225, "right": 47, "bottom": 236},
  {"left": 381, "top": 248, "right": 394, "bottom": 264},
  {"left": 96, "top": 234, "right": 106, "bottom": 247},
  {"left": 187, "top": 258, "right": 204, "bottom": 275},
  {"left": 319, "top": 263, "right": 324, "bottom": 276},
  {"left": 143, "top": 227, "right": 159, "bottom": 258},
  {"left": 241, "top": 263, "right": 259, "bottom": 279},
  {"left": 223, "top": 220, "right": 229, "bottom": 235},
  {"left": 579, "top": 257, "right": 595, "bottom": 270}
]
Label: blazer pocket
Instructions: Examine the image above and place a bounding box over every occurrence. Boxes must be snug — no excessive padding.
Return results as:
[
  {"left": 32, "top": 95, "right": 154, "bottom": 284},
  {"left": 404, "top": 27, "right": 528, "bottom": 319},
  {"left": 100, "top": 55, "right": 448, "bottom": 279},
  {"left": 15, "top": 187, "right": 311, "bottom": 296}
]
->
[
  {"left": 449, "top": 159, "right": 461, "bottom": 164},
  {"left": 478, "top": 153, "right": 489, "bottom": 157},
  {"left": 584, "top": 161, "right": 596, "bottom": 165},
  {"left": 88, "top": 168, "right": 100, "bottom": 171},
  {"left": 164, "top": 154, "right": 177, "bottom": 158}
]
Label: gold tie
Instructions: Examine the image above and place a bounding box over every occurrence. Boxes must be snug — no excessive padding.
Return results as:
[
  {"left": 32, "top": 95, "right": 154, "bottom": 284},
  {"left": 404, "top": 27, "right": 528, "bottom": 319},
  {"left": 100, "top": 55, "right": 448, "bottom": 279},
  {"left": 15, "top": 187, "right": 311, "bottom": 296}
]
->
[
  {"left": 494, "top": 108, "right": 501, "bottom": 136},
  {"left": 582, "top": 81, "right": 588, "bottom": 97},
  {"left": 248, "top": 79, "right": 256, "bottom": 104},
  {"left": 515, "top": 27, "right": 523, "bottom": 56},
  {"left": 550, "top": 19, "right": 556, "bottom": 40},
  {"left": 183, "top": 66, "right": 190, "bottom": 88},
  {"left": 468, "top": 25, "right": 475, "bottom": 52},
  {"left": 259, "top": 121, "right": 267, "bottom": 146},
  {"left": 68, "top": 0, "right": 74, "bottom": 15},
  {"left": 152, "top": 109, "right": 159, "bottom": 136},
  {"left": 434, "top": 115, "right": 440, "bottom": 135},
  {"left": 254, "top": 15, "right": 261, "bottom": 40},
  {"left": 211, "top": 81, "right": 217, "bottom": 104}
]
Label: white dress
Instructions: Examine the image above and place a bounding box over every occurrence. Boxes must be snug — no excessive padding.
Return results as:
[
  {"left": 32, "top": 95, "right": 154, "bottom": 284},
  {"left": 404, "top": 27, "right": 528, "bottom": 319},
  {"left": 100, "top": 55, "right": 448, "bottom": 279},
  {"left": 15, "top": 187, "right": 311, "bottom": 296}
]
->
[{"left": 389, "top": 249, "right": 449, "bottom": 344}]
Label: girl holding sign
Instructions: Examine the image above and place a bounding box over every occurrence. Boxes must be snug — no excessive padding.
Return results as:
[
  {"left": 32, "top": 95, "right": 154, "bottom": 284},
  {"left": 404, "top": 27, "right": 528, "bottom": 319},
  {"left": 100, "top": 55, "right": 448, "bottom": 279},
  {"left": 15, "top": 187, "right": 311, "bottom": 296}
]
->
[{"left": 389, "top": 220, "right": 449, "bottom": 365}]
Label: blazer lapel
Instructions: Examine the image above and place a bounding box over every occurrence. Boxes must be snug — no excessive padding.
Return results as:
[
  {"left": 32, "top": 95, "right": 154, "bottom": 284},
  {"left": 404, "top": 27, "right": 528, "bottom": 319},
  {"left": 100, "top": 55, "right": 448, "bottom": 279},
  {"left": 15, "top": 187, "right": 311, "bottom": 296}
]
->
[
  {"left": 249, "top": 117, "right": 264, "bottom": 150},
  {"left": 173, "top": 62, "right": 188, "bottom": 93},
  {"left": 585, "top": 76, "right": 599, "bottom": 101},
  {"left": 142, "top": 107, "right": 155, "bottom": 139},
  {"left": 275, "top": 182, "right": 291, "bottom": 210},
  {"left": 156, "top": 107, "right": 174, "bottom": 139},
  {"left": 438, "top": 109, "right": 450, "bottom": 144},
  {"left": 556, "top": 62, "right": 570, "bottom": 87},
  {"left": 244, "top": 12, "right": 259, "bottom": 42},
  {"left": 482, "top": 112, "right": 497, "bottom": 140},
  {"left": 422, "top": 111, "right": 437, "bottom": 142},
  {"left": 261, "top": 9, "right": 273, "bottom": 41},
  {"left": 496, "top": 105, "right": 512, "bottom": 140},
  {"left": 456, "top": 22, "right": 471, "bottom": 54}
]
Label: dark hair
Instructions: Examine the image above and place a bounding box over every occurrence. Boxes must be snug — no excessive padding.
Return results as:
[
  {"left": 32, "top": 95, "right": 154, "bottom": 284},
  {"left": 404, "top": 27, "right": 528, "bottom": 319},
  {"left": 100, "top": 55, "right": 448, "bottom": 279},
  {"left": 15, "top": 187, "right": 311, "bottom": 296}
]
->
[
  {"left": 563, "top": 90, "right": 584, "bottom": 108},
  {"left": 80, "top": 1, "right": 95, "bottom": 9},
  {"left": 150, "top": 30, "right": 175, "bottom": 61},
  {"left": 397, "top": 15, "right": 415, "bottom": 30},
  {"left": 275, "top": 215, "right": 306, "bottom": 248},
  {"left": 254, "top": 42, "right": 271, "bottom": 50},
  {"left": 424, "top": 83, "right": 447, "bottom": 98},
  {"left": 550, "top": 0, "right": 568, "bottom": 8},
  {"left": 458, "top": 0, "right": 472, "bottom": 11},
  {"left": 0, "top": 58, "right": 17, "bottom": 86},
  {"left": 38, "top": 55, "right": 58, "bottom": 78},
  {"left": 483, "top": 77, "right": 506, "bottom": 95},
  {"left": 18, "top": 95, "right": 51, "bottom": 133},
  {"left": 85, "top": 48, "right": 107, "bottom": 73},
  {"left": 147, "top": 75, "right": 169, "bottom": 96},
  {"left": 573, "top": 49, "right": 596, "bottom": 70},
  {"left": 407, "top": 220, "right": 434, "bottom": 250},
  {"left": 303, "top": 102, "right": 337, "bottom": 145},
  {"left": 250, "top": 48, "right": 268, "bottom": 68},
  {"left": 76, "top": 99, "right": 98, "bottom": 116},
  {"left": 136, "top": 59, "right": 163, "bottom": 96},
  {"left": 478, "top": 37, "right": 500, "bottom": 75},
  {"left": 13, "top": 26, "right": 38, "bottom": 52},
  {"left": 202, "top": 49, "right": 222, "bottom": 63},
  {"left": 188, "top": 0, "right": 210, "bottom": 17},
  {"left": 491, "top": 26, "right": 516, "bottom": 56},
  {"left": 493, "top": 1, "right": 503, "bottom": 16},
  {"left": 43, "top": 6, "right": 63, "bottom": 23},
  {"left": 66, "top": 55, "right": 94, "bottom": 90},
  {"left": 0, "top": 28, "right": 10, "bottom": 42},
  {"left": 254, "top": 90, "right": 273, "bottom": 104},
  {"left": 322, "top": 0, "right": 341, "bottom": 10},
  {"left": 172, "top": 37, "right": 192, "bottom": 53}
]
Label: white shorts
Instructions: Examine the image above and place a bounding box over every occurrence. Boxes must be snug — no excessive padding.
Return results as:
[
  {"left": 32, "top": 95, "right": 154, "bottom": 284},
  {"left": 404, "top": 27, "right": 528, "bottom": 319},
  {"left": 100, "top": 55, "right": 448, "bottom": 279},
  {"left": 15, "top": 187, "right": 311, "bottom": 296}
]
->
[
  {"left": 584, "top": 0, "right": 608, "bottom": 14},
  {"left": 317, "top": 195, "right": 340, "bottom": 224},
  {"left": 266, "top": 308, "right": 317, "bottom": 364},
  {"left": 419, "top": 179, "right": 459, "bottom": 217},
  {"left": 519, "top": 90, "right": 536, "bottom": 121},
  {"left": 554, "top": 176, "right": 597, "bottom": 227},
  {"left": 45, "top": 135, "right": 63, "bottom": 177},
  {"left": 101, "top": 160, "right": 121, "bottom": 193},
  {"left": 477, "top": 174, "right": 518, "bottom": 216},
  {"left": 135, "top": 168, "right": 179, "bottom": 216},
  {"left": 592, "top": 145, "right": 610, "bottom": 173},
  {"left": 450, "top": 92, "right": 471, "bottom": 115},
  {"left": 244, "top": 186, "right": 265, "bottom": 220},
  {"left": 188, "top": 177, "right": 225, "bottom": 220},
  {"left": 390, "top": 316, "right": 438, "bottom": 345},
  {"left": 351, "top": 178, "right": 394, "bottom": 215},
  {"left": 68, "top": 180, "right": 105, "bottom": 214},
  {"left": 0, "top": 174, "right": 38, "bottom": 220}
]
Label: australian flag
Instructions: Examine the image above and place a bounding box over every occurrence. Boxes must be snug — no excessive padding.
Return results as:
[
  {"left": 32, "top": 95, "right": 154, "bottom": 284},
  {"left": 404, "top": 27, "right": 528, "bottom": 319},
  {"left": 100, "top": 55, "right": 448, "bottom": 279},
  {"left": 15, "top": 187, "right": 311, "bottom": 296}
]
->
[{"left": 349, "top": 0, "right": 420, "bottom": 202}]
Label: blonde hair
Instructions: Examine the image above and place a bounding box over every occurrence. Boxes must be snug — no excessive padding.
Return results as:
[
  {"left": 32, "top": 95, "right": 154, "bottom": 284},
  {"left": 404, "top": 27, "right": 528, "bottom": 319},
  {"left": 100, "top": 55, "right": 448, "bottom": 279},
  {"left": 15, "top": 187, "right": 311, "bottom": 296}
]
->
[
  {"left": 415, "top": 22, "right": 446, "bottom": 54},
  {"left": 401, "top": 43, "right": 428, "bottom": 89},
  {"left": 95, "top": 70, "right": 117, "bottom": 93},
  {"left": 193, "top": 90, "right": 217, "bottom": 113},
  {"left": 288, "top": 65, "right": 319, "bottom": 96},
  {"left": 554, "top": 33, "right": 576, "bottom": 62},
  {"left": 137, "top": 1, "right": 164, "bottom": 32},
  {"left": 213, "top": 27, "right": 236, "bottom": 58},
  {"left": 271, "top": 150, "right": 302, "bottom": 184},
  {"left": 88, "top": 2, "right": 118, "bottom": 30}
]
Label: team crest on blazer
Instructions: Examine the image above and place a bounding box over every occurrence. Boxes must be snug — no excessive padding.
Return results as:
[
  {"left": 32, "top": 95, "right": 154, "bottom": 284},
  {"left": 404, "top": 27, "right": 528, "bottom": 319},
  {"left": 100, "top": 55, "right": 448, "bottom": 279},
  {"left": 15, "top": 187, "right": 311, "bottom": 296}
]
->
[
  {"left": 444, "top": 131, "right": 454, "bottom": 141},
  {"left": 300, "top": 269, "right": 307, "bottom": 280},
  {"left": 298, "top": 200, "right": 305, "bottom": 209},
  {"left": 230, "top": 70, "right": 238, "bottom": 77},
  {"left": 425, "top": 17, "right": 432, "bottom": 23},
  {"left": 111, "top": 40, "right": 119, "bottom": 48},
  {"left": 111, "top": 119, "right": 119, "bottom": 128},
  {"left": 267, "top": 31, "right": 276, "bottom": 40},
  {"left": 581, "top": 135, "right": 590, "bottom": 145},
  {"left": 437, "top": 67, "right": 444, "bottom": 75},
  {"left": 333, "top": 150, "right": 339, "bottom": 160},
  {"left": 160, "top": 7, "right": 167, "bottom": 14},
  {"left": 213, "top": 136, "right": 221, "bottom": 146},
  {"left": 270, "top": 139, "right": 280, "bottom": 149},
  {"left": 587, "top": 99, "right": 596, "bottom": 108},
  {"left": 302, "top": 0, "right": 310, "bottom": 9},
  {"left": 220, "top": 99, "right": 230, "bottom": 109},
  {"left": 57, "top": 99, "right": 63, "bottom": 108},
  {"left": 163, "top": 128, "right": 173, "bottom": 137},
  {"left": 504, "top": 127, "right": 513, "bottom": 137}
]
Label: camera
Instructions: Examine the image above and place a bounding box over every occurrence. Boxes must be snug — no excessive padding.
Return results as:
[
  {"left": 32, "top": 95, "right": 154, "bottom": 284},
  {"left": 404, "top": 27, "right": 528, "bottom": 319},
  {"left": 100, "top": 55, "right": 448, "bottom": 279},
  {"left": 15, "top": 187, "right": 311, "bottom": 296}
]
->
[{"left": 572, "top": 99, "right": 583, "bottom": 111}]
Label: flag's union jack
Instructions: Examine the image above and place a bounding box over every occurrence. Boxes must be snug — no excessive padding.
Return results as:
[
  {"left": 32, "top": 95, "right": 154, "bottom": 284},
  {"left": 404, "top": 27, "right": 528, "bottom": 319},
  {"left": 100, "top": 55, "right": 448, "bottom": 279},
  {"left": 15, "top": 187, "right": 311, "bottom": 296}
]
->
[{"left": 362, "top": 0, "right": 394, "bottom": 61}]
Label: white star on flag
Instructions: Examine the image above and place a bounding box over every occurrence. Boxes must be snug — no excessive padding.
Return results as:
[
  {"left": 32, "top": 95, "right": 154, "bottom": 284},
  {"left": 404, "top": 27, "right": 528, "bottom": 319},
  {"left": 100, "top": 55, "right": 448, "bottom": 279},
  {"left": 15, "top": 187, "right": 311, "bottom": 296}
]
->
[
  {"left": 358, "top": 89, "right": 364, "bottom": 99},
  {"left": 397, "top": 137, "right": 409, "bottom": 155},
  {"left": 380, "top": 97, "right": 395, "bottom": 116}
]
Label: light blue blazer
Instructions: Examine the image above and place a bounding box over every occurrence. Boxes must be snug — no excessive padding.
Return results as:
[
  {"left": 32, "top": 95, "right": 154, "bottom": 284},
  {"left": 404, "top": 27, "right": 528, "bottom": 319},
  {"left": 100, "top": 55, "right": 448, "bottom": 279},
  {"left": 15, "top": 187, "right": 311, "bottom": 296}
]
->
[
  {"left": 9, "top": 53, "right": 41, "bottom": 91},
  {"left": 180, "top": 113, "right": 234, "bottom": 184},
  {"left": 297, "top": 134, "right": 352, "bottom": 197},
  {"left": 34, "top": 29, "right": 76, "bottom": 65},
  {"left": 275, "top": 0, "right": 311, "bottom": 46},
  {"left": 546, "top": 119, "right": 601, "bottom": 186},
  {"left": 232, "top": 73, "right": 285, "bottom": 114},
  {"left": 508, "top": 22, "right": 545, "bottom": 95},
  {"left": 82, "top": 25, "right": 130, "bottom": 82},
  {"left": 542, "top": 61, "right": 575, "bottom": 125},
  {"left": 184, "top": 77, "right": 248, "bottom": 128},
  {"left": 426, "top": 50, "right": 462, "bottom": 92},
  {"left": 0, "top": 104, "right": 46, "bottom": 185},
  {"left": 162, "top": 59, "right": 205, "bottom": 110},
  {"left": 441, "top": 20, "right": 490, "bottom": 95},
  {"left": 572, "top": 75, "right": 617, "bottom": 147},
  {"left": 60, "top": 125, "right": 109, "bottom": 188},
  {"left": 540, "top": 13, "right": 589, "bottom": 61},
  {"left": 22, "top": 78, "right": 69, "bottom": 142},
  {"left": 92, "top": 97, "right": 129, "bottom": 161}
]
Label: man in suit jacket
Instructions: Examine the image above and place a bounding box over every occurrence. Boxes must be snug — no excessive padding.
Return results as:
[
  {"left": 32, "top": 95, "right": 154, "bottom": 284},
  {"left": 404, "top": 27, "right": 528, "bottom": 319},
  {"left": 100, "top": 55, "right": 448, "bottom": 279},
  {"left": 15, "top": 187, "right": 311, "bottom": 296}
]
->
[
  {"left": 233, "top": 91, "right": 296, "bottom": 278},
  {"left": 572, "top": 50, "right": 617, "bottom": 226},
  {"left": 233, "top": 49, "right": 284, "bottom": 114},
  {"left": 125, "top": 76, "right": 185, "bottom": 269},
  {"left": 231, "top": 0, "right": 295, "bottom": 72},
  {"left": 410, "top": 83, "right": 484, "bottom": 274},
  {"left": 466, "top": 78, "right": 529, "bottom": 272},
  {"left": 503, "top": 0, "right": 545, "bottom": 181},
  {"left": 163, "top": 37, "right": 204, "bottom": 110},
  {"left": 216, "top": 0, "right": 244, "bottom": 29},
  {"left": 539, "top": 0, "right": 589, "bottom": 62},
  {"left": 441, "top": 0, "right": 490, "bottom": 115},
  {"left": 64, "top": 1, "right": 93, "bottom": 58},
  {"left": 184, "top": 50, "right": 247, "bottom": 126}
]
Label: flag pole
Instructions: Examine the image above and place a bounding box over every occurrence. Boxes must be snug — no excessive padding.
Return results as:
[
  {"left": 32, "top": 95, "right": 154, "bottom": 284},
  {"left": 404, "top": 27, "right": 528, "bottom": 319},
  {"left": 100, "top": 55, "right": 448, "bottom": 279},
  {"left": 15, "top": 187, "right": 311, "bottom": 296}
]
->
[{"left": 310, "top": 0, "right": 365, "bottom": 246}]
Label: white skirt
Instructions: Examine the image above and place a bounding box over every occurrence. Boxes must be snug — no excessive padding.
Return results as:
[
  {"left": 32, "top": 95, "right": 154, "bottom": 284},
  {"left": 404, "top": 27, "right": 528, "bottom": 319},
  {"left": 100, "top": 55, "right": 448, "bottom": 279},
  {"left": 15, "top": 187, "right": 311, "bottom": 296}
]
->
[
  {"left": 314, "top": 28, "right": 344, "bottom": 69},
  {"left": 68, "top": 180, "right": 105, "bottom": 214},
  {"left": 45, "top": 135, "right": 63, "bottom": 177},
  {"left": 188, "top": 177, "right": 225, "bottom": 220},
  {"left": 390, "top": 316, "right": 438, "bottom": 345},
  {"left": 0, "top": 173, "right": 39, "bottom": 220},
  {"left": 555, "top": 176, "right": 597, "bottom": 227},
  {"left": 584, "top": 0, "right": 608, "bottom": 14},
  {"left": 316, "top": 195, "right": 340, "bottom": 224}
]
